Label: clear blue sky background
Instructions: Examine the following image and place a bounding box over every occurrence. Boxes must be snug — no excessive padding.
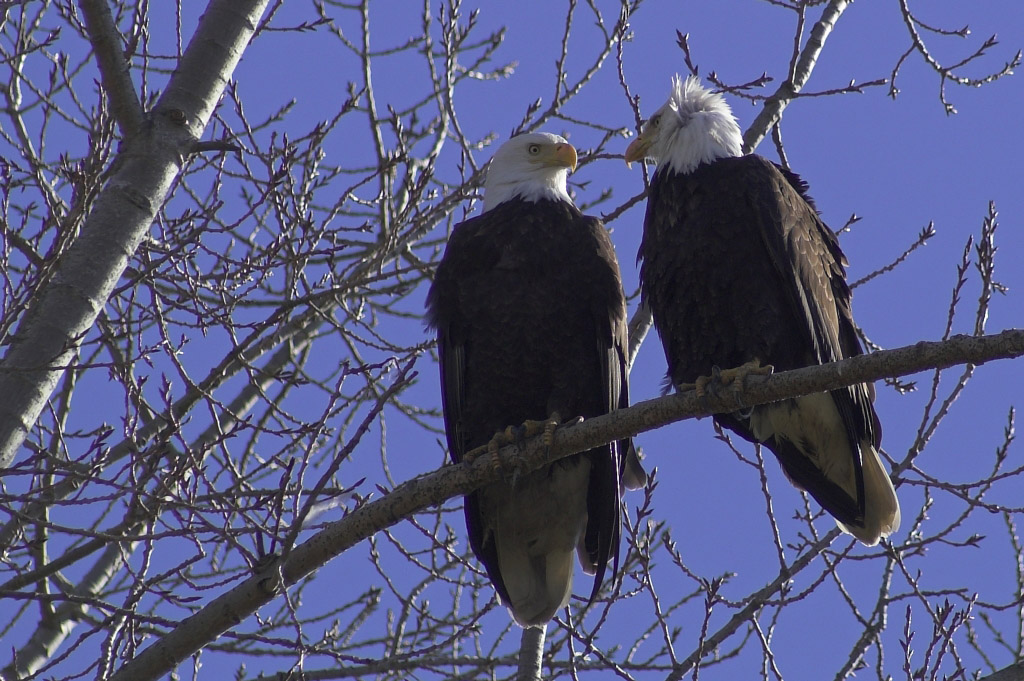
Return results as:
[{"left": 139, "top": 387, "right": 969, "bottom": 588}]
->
[
  {"left": 224, "top": 1, "right": 1024, "bottom": 678},
  {"left": 7, "top": 1, "right": 1021, "bottom": 679}
]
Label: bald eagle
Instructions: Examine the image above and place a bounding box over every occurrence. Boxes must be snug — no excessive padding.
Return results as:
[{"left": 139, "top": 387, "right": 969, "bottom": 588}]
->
[
  {"left": 625, "top": 76, "right": 899, "bottom": 545},
  {"left": 426, "top": 133, "right": 646, "bottom": 626}
]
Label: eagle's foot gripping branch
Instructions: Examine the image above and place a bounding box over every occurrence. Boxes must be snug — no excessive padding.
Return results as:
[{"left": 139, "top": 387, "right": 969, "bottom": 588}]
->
[
  {"left": 677, "top": 359, "right": 775, "bottom": 409},
  {"left": 716, "top": 359, "right": 774, "bottom": 388},
  {"left": 484, "top": 427, "right": 519, "bottom": 483},
  {"left": 480, "top": 413, "right": 562, "bottom": 485},
  {"left": 518, "top": 412, "right": 562, "bottom": 448}
]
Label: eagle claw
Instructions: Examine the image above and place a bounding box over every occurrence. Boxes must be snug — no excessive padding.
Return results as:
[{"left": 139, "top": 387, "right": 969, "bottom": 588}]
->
[
  {"left": 482, "top": 412, "right": 564, "bottom": 485},
  {"left": 484, "top": 427, "right": 520, "bottom": 484},
  {"left": 676, "top": 360, "right": 774, "bottom": 410}
]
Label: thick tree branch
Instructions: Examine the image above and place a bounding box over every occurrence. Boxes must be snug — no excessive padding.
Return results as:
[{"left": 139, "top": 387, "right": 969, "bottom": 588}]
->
[
  {"left": 743, "top": 0, "right": 851, "bottom": 152},
  {"left": 106, "top": 329, "right": 1024, "bottom": 681},
  {"left": 0, "top": 0, "right": 271, "bottom": 468},
  {"left": 517, "top": 624, "right": 546, "bottom": 681},
  {"left": 626, "top": 299, "right": 654, "bottom": 369},
  {"left": 78, "top": 0, "right": 144, "bottom": 137},
  {"left": 3, "top": 2, "right": 1018, "bottom": 678},
  {"left": 0, "top": 539, "right": 136, "bottom": 681}
]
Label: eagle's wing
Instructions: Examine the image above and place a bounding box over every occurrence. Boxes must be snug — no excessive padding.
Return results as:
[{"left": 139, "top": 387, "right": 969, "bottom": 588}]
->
[
  {"left": 426, "top": 215, "right": 492, "bottom": 465},
  {"left": 580, "top": 217, "right": 645, "bottom": 602},
  {"left": 749, "top": 158, "right": 879, "bottom": 519},
  {"left": 424, "top": 214, "right": 512, "bottom": 605},
  {"left": 772, "top": 163, "right": 880, "bottom": 445}
]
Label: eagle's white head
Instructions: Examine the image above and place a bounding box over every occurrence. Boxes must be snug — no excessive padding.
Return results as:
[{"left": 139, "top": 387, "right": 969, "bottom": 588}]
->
[
  {"left": 624, "top": 75, "right": 742, "bottom": 174},
  {"left": 482, "top": 133, "right": 578, "bottom": 213}
]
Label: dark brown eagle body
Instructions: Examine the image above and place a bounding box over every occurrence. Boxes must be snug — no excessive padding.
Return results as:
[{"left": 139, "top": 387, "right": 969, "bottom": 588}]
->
[
  {"left": 639, "top": 154, "right": 885, "bottom": 529},
  {"left": 427, "top": 196, "right": 638, "bottom": 625}
]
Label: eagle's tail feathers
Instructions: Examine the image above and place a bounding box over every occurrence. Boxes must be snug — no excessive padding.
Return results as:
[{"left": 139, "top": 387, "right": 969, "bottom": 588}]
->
[
  {"left": 499, "top": 544, "right": 574, "bottom": 627},
  {"left": 838, "top": 442, "right": 900, "bottom": 545}
]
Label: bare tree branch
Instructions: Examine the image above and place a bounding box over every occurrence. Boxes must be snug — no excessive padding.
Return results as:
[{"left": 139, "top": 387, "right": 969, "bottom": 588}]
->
[
  {"left": 0, "top": 2, "right": 1019, "bottom": 679},
  {"left": 78, "top": 0, "right": 144, "bottom": 136},
  {"left": 101, "top": 329, "right": 1024, "bottom": 681},
  {"left": 0, "top": 0, "right": 271, "bottom": 467},
  {"left": 743, "top": 0, "right": 851, "bottom": 152},
  {"left": 517, "top": 624, "right": 546, "bottom": 681}
]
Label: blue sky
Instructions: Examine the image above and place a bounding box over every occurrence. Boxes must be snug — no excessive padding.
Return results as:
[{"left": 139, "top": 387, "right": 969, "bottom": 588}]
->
[
  {"left": 228, "top": 1, "right": 1024, "bottom": 678},
  {"left": 4, "top": 1, "right": 1022, "bottom": 679},
  {"left": 432, "top": 2, "right": 1020, "bottom": 677}
]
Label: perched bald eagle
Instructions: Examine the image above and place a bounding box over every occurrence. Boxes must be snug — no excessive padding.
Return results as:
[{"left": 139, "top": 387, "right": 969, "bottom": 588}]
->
[
  {"left": 427, "top": 133, "right": 646, "bottom": 626},
  {"left": 625, "top": 76, "right": 899, "bottom": 545}
]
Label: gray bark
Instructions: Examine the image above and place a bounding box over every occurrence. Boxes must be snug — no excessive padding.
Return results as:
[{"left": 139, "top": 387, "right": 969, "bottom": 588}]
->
[
  {"left": 742, "top": 0, "right": 851, "bottom": 153},
  {"left": 106, "top": 329, "right": 1024, "bottom": 681},
  {"left": 517, "top": 624, "right": 547, "bottom": 681},
  {"left": 0, "top": 0, "right": 271, "bottom": 468},
  {"left": 0, "top": 539, "right": 135, "bottom": 681}
]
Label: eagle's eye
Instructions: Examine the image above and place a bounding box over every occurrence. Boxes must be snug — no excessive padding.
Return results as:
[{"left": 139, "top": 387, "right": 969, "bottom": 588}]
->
[
  {"left": 648, "top": 115, "right": 661, "bottom": 129},
  {"left": 528, "top": 144, "right": 541, "bottom": 155}
]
